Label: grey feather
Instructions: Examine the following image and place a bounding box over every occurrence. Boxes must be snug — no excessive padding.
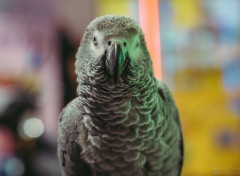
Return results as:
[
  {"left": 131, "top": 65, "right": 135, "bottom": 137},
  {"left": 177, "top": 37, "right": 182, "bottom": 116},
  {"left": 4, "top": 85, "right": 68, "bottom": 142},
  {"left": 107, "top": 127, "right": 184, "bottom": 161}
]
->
[{"left": 58, "top": 15, "right": 183, "bottom": 176}]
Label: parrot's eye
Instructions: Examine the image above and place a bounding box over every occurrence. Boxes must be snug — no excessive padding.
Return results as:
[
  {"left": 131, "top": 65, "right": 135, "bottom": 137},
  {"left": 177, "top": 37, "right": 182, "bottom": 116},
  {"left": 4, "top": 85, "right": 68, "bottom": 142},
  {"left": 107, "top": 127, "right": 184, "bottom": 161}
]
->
[{"left": 93, "top": 36, "right": 97, "bottom": 46}]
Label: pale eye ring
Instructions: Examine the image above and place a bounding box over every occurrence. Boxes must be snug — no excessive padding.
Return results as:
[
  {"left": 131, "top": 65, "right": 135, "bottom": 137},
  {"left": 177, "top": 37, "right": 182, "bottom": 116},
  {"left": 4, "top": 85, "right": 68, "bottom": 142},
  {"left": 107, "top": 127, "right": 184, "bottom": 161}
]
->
[{"left": 93, "top": 36, "right": 97, "bottom": 46}]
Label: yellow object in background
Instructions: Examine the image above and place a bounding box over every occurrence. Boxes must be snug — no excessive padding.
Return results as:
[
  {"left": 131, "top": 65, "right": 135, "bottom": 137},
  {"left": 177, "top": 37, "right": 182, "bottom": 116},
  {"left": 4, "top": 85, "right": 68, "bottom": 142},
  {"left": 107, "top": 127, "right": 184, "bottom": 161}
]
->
[
  {"left": 171, "top": 0, "right": 203, "bottom": 28},
  {"left": 96, "top": 0, "right": 129, "bottom": 16},
  {"left": 174, "top": 70, "right": 240, "bottom": 175}
]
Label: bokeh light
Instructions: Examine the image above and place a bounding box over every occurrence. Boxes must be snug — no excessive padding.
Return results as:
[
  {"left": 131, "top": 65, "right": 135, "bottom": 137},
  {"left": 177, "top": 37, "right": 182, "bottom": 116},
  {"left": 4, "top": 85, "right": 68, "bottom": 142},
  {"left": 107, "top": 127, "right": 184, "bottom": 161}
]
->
[
  {"left": 4, "top": 157, "right": 25, "bottom": 176},
  {"left": 21, "top": 117, "right": 45, "bottom": 139}
]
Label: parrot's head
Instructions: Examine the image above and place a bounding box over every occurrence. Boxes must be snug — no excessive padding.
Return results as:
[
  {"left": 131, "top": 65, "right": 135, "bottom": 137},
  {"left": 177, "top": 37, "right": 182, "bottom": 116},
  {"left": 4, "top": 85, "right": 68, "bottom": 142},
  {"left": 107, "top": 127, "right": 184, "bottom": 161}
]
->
[{"left": 76, "top": 15, "right": 152, "bottom": 86}]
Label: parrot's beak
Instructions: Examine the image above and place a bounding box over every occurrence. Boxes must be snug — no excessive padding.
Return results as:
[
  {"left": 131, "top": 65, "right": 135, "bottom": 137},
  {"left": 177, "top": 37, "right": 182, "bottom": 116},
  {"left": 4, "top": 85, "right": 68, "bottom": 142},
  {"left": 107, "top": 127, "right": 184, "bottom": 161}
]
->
[{"left": 106, "top": 43, "right": 127, "bottom": 84}]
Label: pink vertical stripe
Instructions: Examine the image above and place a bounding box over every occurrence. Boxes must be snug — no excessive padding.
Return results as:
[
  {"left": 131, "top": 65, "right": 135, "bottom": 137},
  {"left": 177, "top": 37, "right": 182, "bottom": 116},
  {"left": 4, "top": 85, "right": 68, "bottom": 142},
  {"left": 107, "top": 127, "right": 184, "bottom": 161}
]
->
[{"left": 138, "top": 0, "right": 162, "bottom": 78}]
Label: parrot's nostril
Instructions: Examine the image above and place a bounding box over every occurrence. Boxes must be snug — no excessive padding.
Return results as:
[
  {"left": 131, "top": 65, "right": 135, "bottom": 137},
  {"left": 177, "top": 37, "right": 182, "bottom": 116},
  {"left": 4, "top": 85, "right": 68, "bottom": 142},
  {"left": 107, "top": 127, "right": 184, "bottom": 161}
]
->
[
  {"left": 123, "top": 42, "right": 127, "bottom": 47},
  {"left": 108, "top": 41, "right": 112, "bottom": 46}
]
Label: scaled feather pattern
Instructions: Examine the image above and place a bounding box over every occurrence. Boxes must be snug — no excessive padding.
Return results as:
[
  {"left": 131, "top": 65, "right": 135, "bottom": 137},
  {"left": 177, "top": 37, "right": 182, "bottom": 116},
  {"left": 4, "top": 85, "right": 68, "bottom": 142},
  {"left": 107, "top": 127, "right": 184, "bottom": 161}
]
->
[{"left": 58, "top": 15, "right": 183, "bottom": 176}]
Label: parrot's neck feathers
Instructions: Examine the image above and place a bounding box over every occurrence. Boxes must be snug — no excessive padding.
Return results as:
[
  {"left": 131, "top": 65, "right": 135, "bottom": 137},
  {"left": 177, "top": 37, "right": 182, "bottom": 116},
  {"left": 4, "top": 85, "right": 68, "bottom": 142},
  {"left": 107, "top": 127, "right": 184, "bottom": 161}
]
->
[{"left": 78, "top": 71, "right": 160, "bottom": 135}]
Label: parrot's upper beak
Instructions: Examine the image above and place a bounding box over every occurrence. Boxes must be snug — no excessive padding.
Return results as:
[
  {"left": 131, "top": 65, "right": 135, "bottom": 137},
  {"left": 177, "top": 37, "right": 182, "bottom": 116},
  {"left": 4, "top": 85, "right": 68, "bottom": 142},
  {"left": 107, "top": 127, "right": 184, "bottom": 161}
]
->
[{"left": 106, "top": 43, "right": 127, "bottom": 84}]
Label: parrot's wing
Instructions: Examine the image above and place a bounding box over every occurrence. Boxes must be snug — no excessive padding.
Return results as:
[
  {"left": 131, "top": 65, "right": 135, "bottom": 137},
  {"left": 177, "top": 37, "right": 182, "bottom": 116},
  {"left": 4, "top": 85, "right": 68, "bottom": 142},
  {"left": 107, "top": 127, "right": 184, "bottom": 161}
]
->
[
  {"left": 157, "top": 79, "right": 184, "bottom": 176},
  {"left": 58, "top": 98, "right": 91, "bottom": 176}
]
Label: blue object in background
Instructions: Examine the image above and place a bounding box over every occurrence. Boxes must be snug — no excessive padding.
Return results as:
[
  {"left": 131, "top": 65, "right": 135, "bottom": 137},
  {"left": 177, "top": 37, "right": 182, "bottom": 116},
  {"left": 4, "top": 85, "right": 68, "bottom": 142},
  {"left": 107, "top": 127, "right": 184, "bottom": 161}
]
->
[
  {"left": 208, "top": 0, "right": 240, "bottom": 93},
  {"left": 26, "top": 50, "right": 43, "bottom": 70},
  {"left": 232, "top": 98, "right": 240, "bottom": 116},
  {"left": 222, "top": 58, "right": 240, "bottom": 91},
  {"left": 159, "top": 0, "right": 176, "bottom": 90}
]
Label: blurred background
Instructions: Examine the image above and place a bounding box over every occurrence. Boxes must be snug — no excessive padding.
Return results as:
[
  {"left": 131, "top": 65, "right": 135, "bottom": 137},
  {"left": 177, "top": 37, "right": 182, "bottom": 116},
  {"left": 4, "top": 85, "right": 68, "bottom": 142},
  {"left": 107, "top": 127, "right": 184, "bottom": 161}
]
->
[{"left": 0, "top": 0, "right": 239, "bottom": 175}]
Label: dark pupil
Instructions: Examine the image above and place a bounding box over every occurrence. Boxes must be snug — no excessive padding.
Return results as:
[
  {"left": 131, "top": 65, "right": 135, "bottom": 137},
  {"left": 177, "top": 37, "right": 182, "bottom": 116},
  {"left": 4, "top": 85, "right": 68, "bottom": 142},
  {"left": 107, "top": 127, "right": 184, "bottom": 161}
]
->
[{"left": 93, "top": 37, "right": 96, "bottom": 42}]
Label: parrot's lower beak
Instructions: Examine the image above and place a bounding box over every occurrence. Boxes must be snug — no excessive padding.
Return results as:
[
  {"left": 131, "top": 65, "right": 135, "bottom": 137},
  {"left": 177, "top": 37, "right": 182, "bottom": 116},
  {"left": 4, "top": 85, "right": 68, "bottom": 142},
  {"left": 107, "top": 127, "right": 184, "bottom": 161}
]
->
[{"left": 106, "top": 43, "right": 127, "bottom": 84}]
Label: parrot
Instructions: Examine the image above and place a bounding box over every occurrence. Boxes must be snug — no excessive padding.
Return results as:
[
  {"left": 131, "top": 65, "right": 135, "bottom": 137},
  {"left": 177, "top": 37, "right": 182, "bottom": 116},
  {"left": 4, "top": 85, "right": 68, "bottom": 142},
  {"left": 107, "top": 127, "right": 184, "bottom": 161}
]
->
[{"left": 58, "top": 15, "right": 183, "bottom": 176}]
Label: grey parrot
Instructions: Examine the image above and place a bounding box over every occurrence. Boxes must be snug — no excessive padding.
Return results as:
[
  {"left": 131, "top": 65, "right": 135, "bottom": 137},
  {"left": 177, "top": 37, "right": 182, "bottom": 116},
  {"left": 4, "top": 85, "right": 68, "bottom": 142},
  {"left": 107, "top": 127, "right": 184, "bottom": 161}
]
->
[{"left": 58, "top": 15, "right": 183, "bottom": 176}]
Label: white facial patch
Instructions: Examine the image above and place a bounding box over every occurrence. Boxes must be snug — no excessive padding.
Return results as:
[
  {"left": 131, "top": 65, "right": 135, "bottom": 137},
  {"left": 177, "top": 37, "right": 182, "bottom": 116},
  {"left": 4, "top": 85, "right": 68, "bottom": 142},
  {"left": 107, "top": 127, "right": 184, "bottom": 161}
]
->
[
  {"left": 90, "top": 31, "right": 105, "bottom": 56},
  {"left": 90, "top": 30, "right": 143, "bottom": 62}
]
